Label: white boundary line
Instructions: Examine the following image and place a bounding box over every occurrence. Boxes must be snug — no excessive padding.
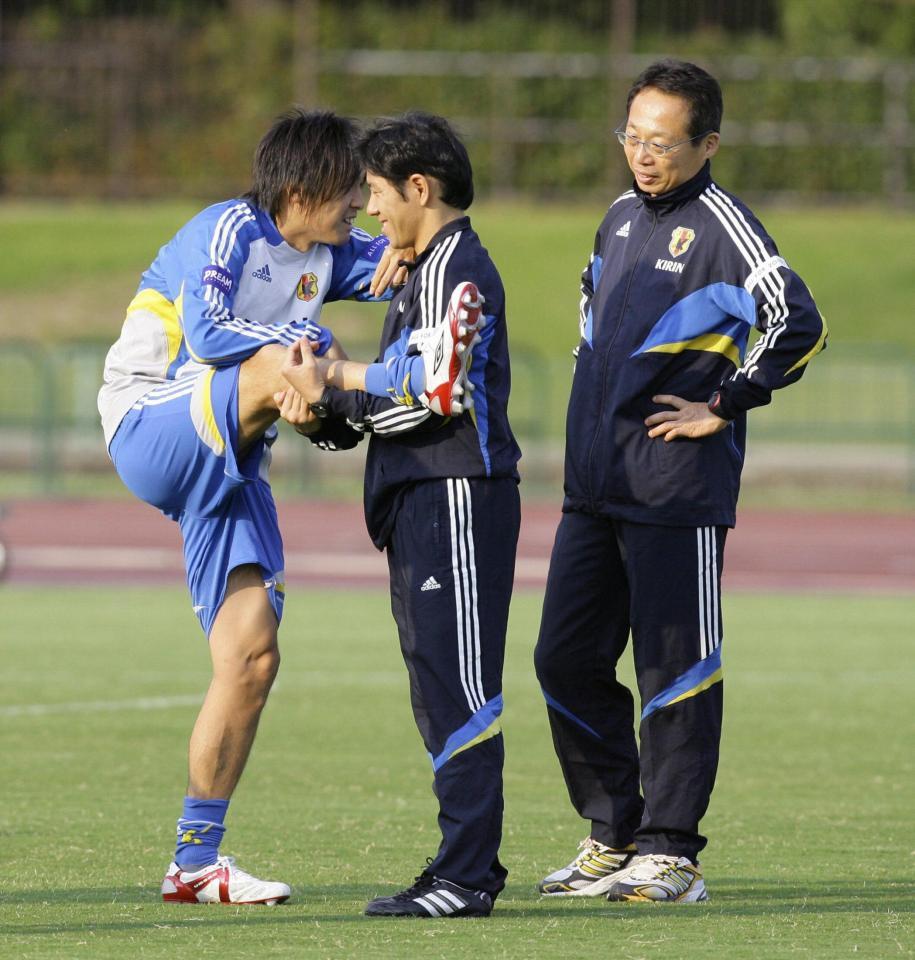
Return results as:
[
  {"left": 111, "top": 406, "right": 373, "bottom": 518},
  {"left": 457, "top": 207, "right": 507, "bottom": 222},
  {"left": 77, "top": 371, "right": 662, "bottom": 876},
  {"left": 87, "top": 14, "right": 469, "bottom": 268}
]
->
[
  {"left": 9, "top": 547, "right": 551, "bottom": 581},
  {"left": 7, "top": 549, "right": 908, "bottom": 593},
  {"left": 0, "top": 694, "right": 202, "bottom": 718}
]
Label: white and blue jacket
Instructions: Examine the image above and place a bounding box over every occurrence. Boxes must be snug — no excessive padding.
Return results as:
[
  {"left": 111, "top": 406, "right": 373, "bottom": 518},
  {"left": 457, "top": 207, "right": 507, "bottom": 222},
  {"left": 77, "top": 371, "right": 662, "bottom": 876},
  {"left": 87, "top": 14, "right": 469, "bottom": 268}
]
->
[
  {"left": 566, "top": 163, "right": 827, "bottom": 527},
  {"left": 99, "top": 199, "right": 388, "bottom": 447}
]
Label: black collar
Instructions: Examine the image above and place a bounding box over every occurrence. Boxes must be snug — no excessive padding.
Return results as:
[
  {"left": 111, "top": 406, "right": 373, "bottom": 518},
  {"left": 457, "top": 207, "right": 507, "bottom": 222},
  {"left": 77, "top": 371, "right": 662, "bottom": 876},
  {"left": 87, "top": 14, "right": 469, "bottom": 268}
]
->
[
  {"left": 402, "top": 216, "right": 471, "bottom": 272},
  {"left": 634, "top": 161, "right": 712, "bottom": 214}
]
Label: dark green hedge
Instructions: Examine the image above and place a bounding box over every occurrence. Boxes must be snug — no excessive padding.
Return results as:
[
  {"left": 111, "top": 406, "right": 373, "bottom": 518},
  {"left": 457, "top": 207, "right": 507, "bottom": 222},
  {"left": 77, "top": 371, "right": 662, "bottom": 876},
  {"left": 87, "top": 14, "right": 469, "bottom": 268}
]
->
[{"left": 0, "top": 1, "right": 911, "bottom": 200}]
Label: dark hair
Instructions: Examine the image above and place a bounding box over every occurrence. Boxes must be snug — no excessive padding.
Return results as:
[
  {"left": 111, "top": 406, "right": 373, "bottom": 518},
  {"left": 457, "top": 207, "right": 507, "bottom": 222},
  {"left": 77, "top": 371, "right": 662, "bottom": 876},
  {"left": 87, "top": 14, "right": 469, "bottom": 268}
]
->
[
  {"left": 626, "top": 59, "right": 723, "bottom": 138},
  {"left": 243, "top": 108, "right": 362, "bottom": 219},
  {"left": 359, "top": 111, "right": 474, "bottom": 210}
]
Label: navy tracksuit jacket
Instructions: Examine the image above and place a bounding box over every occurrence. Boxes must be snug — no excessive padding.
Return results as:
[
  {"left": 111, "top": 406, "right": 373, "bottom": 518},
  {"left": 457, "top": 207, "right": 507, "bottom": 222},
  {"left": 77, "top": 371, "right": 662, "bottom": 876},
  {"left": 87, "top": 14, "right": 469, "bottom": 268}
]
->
[{"left": 565, "top": 161, "right": 825, "bottom": 526}]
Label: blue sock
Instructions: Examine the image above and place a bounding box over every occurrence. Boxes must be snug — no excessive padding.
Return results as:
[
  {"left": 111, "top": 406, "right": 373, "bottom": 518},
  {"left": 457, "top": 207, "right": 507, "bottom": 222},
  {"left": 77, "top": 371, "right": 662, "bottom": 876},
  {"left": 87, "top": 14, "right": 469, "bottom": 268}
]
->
[
  {"left": 174, "top": 796, "right": 229, "bottom": 869},
  {"left": 365, "top": 356, "right": 425, "bottom": 401}
]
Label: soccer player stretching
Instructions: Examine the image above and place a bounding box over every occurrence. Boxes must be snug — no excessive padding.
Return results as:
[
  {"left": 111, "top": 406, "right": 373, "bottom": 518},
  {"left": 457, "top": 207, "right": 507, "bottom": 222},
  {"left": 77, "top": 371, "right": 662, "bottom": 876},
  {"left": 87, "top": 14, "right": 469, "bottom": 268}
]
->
[{"left": 97, "top": 109, "right": 457, "bottom": 905}]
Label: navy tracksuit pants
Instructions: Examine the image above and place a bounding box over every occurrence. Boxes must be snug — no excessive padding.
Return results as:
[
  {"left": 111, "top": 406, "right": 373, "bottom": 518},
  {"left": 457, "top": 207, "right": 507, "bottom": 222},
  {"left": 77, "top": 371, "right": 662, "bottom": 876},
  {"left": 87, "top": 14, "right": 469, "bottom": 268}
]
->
[
  {"left": 534, "top": 510, "right": 726, "bottom": 861},
  {"left": 385, "top": 476, "right": 520, "bottom": 896}
]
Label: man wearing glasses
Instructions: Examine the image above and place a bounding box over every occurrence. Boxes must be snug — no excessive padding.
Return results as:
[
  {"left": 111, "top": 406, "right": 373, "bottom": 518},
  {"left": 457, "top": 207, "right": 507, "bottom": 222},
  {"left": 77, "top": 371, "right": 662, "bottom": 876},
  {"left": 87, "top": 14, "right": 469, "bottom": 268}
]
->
[{"left": 534, "top": 60, "right": 827, "bottom": 903}]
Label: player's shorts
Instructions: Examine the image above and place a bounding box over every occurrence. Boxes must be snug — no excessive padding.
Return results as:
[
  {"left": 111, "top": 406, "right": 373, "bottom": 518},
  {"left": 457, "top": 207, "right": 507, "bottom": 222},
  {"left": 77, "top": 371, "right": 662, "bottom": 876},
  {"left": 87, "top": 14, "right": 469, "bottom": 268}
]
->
[{"left": 109, "top": 365, "right": 285, "bottom": 636}]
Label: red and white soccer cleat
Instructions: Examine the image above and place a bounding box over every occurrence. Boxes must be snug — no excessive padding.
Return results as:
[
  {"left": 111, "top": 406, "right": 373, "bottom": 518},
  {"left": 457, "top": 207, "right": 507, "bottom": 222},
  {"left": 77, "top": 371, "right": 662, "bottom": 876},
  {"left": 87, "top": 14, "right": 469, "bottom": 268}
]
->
[
  {"left": 420, "top": 281, "right": 485, "bottom": 417},
  {"left": 161, "top": 855, "right": 291, "bottom": 905}
]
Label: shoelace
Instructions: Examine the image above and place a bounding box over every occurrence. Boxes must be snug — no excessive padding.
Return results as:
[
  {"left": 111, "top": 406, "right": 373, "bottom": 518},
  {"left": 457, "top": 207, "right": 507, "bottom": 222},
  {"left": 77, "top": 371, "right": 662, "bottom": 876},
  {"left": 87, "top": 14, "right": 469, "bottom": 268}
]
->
[
  {"left": 215, "top": 856, "right": 261, "bottom": 884},
  {"left": 390, "top": 872, "right": 437, "bottom": 901},
  {"left": 574, "top": 837, "right": 606, "bottom": 865},
  {"left": 636, "top": 854, "right": 682, "bottom": 879}
]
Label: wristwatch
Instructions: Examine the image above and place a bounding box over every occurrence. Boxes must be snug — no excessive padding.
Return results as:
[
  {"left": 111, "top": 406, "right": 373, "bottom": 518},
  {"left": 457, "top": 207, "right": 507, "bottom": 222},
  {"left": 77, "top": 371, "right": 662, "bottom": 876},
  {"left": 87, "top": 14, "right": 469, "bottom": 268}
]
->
[
  {"left": 707, "top": 389, "right": 733, "bottom": 421},
  {"left": 308, "top": 387, "right": 333, "bottom": 419}
]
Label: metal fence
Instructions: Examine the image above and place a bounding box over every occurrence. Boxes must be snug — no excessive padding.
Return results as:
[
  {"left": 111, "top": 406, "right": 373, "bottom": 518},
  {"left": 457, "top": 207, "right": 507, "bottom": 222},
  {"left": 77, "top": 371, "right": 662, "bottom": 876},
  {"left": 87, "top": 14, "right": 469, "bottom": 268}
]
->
[{"left": 1, "top": 340, "right": 911, "bottom": 496}]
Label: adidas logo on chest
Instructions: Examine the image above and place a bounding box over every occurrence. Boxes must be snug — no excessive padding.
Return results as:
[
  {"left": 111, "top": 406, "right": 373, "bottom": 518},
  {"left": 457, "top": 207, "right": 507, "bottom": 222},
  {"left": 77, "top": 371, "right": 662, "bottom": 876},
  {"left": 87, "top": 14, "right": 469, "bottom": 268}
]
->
[{"left": 252, "top": 264, "right": 272, "bottom": 282}]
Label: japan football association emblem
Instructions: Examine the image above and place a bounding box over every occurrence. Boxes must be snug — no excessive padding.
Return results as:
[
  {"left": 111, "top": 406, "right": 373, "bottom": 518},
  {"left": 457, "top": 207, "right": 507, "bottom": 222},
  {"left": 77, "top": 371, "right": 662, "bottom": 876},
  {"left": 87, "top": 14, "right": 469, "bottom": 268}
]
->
[
  {"left": 296, "top": 272, "right": 319, "bottom": 301},
  {"left": 669, "top": 226, "right": 696, "bottom": 258}
]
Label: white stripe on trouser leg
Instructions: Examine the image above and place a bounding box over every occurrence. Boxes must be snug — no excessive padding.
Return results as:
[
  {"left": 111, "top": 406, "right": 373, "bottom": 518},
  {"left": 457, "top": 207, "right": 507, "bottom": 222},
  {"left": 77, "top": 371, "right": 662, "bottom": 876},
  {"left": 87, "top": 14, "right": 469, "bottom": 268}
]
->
[
  {"left": 448, "top": 480, "right": 483, "bottom": 712},
  {"left": 697, "top": 526, "right": 721, "bottom": 660},
  {"left": 709, "top": 527, "right": 720, "bottom": 651},
  {"left": 704, "top": 527, "right": 714, "bottom": 658},
  {"left": 454, "top": 479, "right": 484, "bottom": 710},
  {"left": 455, "top": 479, "right": 484, "bottom": 710},
  {"left": 461, "top": 478, "right": 485, "bottom": 706},
  {"left": 697, "top": 528, "right": 708, "bottom": 659}
]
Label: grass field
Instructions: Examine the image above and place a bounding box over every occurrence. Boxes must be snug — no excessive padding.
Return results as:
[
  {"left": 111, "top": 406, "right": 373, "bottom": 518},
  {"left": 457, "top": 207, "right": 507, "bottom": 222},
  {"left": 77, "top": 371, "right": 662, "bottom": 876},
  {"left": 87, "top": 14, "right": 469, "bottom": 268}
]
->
[
  {"left": 1, "top": 199, "right": 914, "bottom": 353},
  {"left": 1, "top": 586, "right": 912, "bottom": 959}
]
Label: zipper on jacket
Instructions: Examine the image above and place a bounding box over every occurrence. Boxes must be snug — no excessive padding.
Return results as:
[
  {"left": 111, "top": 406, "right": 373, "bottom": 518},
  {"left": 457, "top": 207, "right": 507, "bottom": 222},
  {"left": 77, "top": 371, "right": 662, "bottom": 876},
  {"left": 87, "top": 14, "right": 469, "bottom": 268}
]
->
[{"left": 585, "top": 206, "right": 657, "bottom": 506}]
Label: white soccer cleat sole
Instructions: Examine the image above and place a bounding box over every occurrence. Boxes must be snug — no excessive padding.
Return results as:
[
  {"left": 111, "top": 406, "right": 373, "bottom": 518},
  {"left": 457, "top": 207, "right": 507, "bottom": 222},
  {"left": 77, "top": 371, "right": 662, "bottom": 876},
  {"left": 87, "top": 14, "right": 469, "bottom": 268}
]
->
[
  {"left": 420, "top": 280, "right": 485, "bottom": 416},
  {"left": 161, "top": 855, "right": 291, "bottom": 905}
]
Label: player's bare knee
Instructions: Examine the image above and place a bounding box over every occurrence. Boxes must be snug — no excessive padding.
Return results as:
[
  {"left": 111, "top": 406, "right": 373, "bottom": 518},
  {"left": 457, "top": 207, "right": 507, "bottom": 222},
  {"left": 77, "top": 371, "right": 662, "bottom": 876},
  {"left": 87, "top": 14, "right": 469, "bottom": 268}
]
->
[
  {"left": 225, "top": 642, "right": 279, "bottom": 709},
  {"left": 252, "top": 643, "right": 281, "bottom": 693}
]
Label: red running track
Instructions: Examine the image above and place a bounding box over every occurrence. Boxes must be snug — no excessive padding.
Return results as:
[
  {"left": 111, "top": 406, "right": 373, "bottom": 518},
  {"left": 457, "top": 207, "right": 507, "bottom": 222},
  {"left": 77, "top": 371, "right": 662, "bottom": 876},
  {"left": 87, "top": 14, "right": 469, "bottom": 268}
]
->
[{"left": 1, "top": 498, "right": 913, "bottom": 595}]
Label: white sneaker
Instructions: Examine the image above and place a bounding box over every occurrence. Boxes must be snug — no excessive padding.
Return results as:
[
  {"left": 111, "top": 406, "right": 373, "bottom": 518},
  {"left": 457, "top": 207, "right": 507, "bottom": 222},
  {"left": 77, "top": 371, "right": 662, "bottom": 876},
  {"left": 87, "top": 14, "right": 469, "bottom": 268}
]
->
[
  {"left": 605, "top": 853, "right": 708, "bottom": 903},
  {"left": 538, "top": 837, "right": 637, "bottom": 896},
  {"left": 161, "top": 855, "right": 291, "bottom": 905},
  {"left": 419, "top": 280, "right": 485, "bottom": 416}
]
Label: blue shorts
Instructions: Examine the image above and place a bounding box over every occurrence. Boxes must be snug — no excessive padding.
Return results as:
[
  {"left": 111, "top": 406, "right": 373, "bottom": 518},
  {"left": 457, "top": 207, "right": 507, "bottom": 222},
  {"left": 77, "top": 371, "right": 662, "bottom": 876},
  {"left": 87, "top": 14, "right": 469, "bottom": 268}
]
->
[{"left": 109, "top": 366, "right": 285, "bottom": 636}]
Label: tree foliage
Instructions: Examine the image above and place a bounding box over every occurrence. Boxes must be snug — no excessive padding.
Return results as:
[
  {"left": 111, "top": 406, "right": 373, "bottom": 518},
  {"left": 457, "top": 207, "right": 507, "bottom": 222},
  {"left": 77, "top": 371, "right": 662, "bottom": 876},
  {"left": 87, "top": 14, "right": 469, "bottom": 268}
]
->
[{"left": 0, "top": 0, "right": 911, "bottom": 200}]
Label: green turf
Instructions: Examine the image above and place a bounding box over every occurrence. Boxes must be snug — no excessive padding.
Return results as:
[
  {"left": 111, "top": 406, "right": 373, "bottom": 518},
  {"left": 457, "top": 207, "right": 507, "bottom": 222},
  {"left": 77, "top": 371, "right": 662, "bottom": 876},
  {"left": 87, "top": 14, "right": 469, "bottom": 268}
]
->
[
  {"left": 1, "top": 199, "right": 914, "bottom": 352},
  {"left": 0, "top": 586, "right": 911, "bottom": 958}
]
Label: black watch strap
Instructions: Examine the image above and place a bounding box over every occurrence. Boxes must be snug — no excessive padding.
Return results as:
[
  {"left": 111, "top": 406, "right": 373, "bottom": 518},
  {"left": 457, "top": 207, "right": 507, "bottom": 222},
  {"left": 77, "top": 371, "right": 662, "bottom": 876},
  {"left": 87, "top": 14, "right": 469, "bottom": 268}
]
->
[
  {"left": 308, "top": 386, "right": 333, "bottom": 419},
  {"left": 707, "top": 389, "right": 734, "bottom": 421}
]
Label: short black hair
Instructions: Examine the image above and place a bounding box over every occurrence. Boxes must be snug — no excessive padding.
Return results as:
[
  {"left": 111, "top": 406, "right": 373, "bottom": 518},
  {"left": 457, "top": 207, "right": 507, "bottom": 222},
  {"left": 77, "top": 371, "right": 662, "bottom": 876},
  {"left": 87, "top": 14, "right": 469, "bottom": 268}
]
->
[
  {"left": 243, "top": 108, "right": 362, "bottom": 219},
  {"left": 626, "top": 59, "right": 723, "bottom": 138},
  {"left": 359, "top": 111, "right": 474, "bottom": 210}
]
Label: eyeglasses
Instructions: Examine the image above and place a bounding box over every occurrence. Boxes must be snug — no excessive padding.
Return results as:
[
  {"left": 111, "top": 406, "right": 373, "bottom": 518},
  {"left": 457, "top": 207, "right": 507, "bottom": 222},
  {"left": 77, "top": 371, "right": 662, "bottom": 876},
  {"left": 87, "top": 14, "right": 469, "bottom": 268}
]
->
[{"left": 613, "top": 127, "right": 713, "bottom": 158}]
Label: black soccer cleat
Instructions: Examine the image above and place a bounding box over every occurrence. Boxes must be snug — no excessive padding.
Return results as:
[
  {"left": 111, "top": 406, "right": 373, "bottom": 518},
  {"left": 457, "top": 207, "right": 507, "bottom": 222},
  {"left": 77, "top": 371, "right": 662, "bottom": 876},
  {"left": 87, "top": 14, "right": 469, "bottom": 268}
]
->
[{"left": 364, "top": 871, "right": 493, "bottom": 918}]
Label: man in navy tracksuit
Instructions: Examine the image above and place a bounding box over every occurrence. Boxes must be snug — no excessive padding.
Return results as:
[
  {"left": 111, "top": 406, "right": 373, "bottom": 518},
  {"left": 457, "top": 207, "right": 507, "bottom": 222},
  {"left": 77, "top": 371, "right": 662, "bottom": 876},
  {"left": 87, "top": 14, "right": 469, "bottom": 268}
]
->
[
  {"left": 298, "top": 113, "right": 521, "bottom": 918},
  {"left": 535, "top": 60, "right": 827, "bottom": 903}
]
